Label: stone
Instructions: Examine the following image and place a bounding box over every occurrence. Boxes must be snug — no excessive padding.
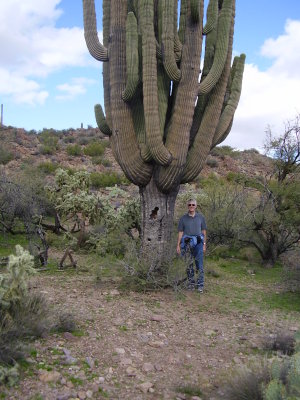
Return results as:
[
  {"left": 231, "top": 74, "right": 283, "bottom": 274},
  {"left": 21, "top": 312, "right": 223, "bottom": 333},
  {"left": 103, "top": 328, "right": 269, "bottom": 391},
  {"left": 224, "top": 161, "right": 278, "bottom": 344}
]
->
[
  {"left": 120, "top": 358, "right": 133, "bottom": 366},
  {"left": 126, "top": 366, "right": 138, "bottom": 377},
  {"left": 85, "top": 357, "right": 95, "bottom": 369},
  {"left": 86, "top": 390, "right": 93, "bottom": 399},
  {"left": 149, "top": 341, "right": 165, "bottom": 348},
  {"left": 77, "top": 391, "right": 86, "bottom": 400},
  {"left": 150, "top": 315, "right": 164, "bottom": 322},
  {"left": 39, "top": 370, "right": 61, "bottom": 383},
  {"left": 63, "top": 332, "right": 79, "bottom": 341},
  {"left": 139, "top": 381, "right": 154, "bottom": 393},
  {"left": 115, "top": 347, "right": 125, "bottom": 355},
  {"left": 142, "top": 362, "right": 154, "bottom": 373},
  {"left": 110, "top": 289, "right": 120, "bottom": 296},
  {"left": 205, "top": 330, "right": 216, "bottom": 337}
]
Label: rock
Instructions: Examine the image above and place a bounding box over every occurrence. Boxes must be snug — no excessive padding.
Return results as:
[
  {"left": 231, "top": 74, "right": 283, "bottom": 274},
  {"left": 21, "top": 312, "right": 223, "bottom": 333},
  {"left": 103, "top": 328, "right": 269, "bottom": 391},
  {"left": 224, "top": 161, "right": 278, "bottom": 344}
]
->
[
  {"left": 120, "top": 358, "right": 133, "bottom": 366},
  {"left": 86, "top": 390, "right": 93, "bottom": 399},
  {"left": 139, "top": 381, "right": 154, "bottom": 393},
  {"left": 149, "top": 341, "right": 165, "bottom": 348},
  {"left": 115, "top": 347, "right": 126, "bottom": 355},
  {"left": 126, "top": 366, "right": 138, "bottom": 377},
  {"left": 205, "top": 330, "right": 216, "bottom": 337},
  {"left": 191, "top": 397, "right": 202, "bottom": 400},
  {"left": 77, "top": 391, "right": 86, "bottom": 400},
  {"left": 142, "top": 362, "right": 154, "bottom": 373},
  {"left": 150, "top": 315, "right": 164, "bottom": 322},
  {"left": 39, "top": 370, "right": 61, "bottom": 383},
  {"left": 85, "top": 357, "right": 95, "bottom": 369},
  {"left": 154, "top": 363, "right": 163, "bottom": 371},
  {"left": 110, "top": 289, "right": 120, "bottom": 296}
]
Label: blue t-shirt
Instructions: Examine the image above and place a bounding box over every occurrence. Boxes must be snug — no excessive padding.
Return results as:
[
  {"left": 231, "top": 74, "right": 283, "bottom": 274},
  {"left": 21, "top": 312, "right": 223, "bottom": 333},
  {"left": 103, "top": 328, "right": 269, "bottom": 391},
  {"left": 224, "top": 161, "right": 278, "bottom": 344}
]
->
[{"left": 178, "top": 212, "right": 207, "bottom": 236}]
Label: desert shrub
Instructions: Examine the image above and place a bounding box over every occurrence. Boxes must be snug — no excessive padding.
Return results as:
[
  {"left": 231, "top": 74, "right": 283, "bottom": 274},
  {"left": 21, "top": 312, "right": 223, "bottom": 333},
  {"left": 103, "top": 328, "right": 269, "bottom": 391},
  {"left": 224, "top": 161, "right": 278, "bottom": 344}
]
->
[
  {"left": 94, "top": 231, "right": 127, "bottom": 257},
  {"left": 206, "top": 156, "right": 219, "bottom": 168},
  {"left": 52, "top": 312, "right": 77, "bottom": 333},
  {"left": 38, "top": 129, "right": 59, "bottom": 154},
  {"left": 282, "top": 249, "right": 300, "bottom": 291},
  {"left": 63, "top": 136, "right": 76, "bottom": 143},
  {"left": 83, "top": 141, "right": 106, "bottom": 157},
  {"left": 102, "top": 159, "right": 112, "bottom": 167},
  {"left": 263, "top": 332, "right": 296, "bottom": 356},
  {"left": 90, "top": 171, "right": 128, "bottom": 188},
  {"left": 66, "top": 144, "right": 82, "bottom": 156},
  {"left": 40, "top": 145, "right": 55, "bottom": 155},
  {"left": 78, "top": 137, "right": 90, "bottom": 146},
  {"left": 0, "top": 246, "right": 51, "bottom": 385},
  {"left": 0, "top": 146, "right": 14, "bottom": 165},
  {"left": 210, "top": 145, "right": 240, "bottom": 158},
  {"left": 37, "top": 161, "right": 59, "bottom": 174}
]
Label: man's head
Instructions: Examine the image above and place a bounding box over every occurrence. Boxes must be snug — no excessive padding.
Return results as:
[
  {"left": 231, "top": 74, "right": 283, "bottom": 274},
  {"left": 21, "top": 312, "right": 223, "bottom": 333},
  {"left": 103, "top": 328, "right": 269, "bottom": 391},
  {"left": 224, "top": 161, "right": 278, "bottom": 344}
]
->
[{"left": 187, "top": 199, "right": 197, "bottom": 211}]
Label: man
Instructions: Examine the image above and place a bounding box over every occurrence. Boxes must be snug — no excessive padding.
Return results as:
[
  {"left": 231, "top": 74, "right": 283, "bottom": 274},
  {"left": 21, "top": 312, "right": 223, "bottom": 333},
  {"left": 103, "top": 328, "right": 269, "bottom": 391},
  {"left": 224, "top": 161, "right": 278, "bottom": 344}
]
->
[{"left": 177, "top": 199, "right": 207, "bottom": 292}]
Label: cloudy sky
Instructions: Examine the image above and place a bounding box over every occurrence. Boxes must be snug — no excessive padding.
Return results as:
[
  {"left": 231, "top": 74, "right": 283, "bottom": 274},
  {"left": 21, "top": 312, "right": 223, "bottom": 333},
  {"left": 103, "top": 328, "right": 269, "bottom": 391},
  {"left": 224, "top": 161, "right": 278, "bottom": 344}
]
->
[{"left": 0, "top": 0, "right": 299, "bottom": 150}]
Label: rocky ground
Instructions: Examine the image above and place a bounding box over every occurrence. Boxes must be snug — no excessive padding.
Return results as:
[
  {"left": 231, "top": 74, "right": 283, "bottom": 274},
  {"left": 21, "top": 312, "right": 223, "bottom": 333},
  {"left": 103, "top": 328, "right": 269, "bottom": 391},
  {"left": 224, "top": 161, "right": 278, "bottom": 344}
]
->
[{"left": 2, "top": 260, "right": 299, "bottom": 400}]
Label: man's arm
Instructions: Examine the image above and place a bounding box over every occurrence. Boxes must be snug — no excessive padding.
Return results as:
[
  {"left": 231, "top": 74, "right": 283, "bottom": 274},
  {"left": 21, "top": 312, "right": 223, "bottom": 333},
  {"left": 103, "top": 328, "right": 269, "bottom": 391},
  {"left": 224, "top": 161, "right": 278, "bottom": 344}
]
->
[
  {"left": 202, "top": 229, "right": 207, "bottom": 253},
  {"left": 177, "top": 231, "right": 183, "bottom": 255}
]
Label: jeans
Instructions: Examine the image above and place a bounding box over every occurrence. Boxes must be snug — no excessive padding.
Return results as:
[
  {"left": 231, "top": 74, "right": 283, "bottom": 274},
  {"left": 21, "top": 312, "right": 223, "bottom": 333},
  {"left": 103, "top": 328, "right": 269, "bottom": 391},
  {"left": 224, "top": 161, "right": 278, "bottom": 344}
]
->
[{"left": 183, "top": 242, "right": 204, "bottom": 289}]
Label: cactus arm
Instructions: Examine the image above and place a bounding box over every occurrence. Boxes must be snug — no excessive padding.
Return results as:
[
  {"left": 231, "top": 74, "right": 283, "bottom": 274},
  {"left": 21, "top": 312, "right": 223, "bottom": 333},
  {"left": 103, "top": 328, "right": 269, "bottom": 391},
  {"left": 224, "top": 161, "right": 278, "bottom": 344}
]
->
[
  {"left": 109, "top": 0, "right": 152, "bottom": 186},
  {"left": 191, "top": 0, "right": 200, "bottom": 23},
  {"left": 161, "top": 0, "right": 181, "bottom": 82},
  {"left": 198, "top": 0, "right": 233, "bottom": 95},
  {"left": 94, "top": 104, "right": 112, "bottom": 136},
  {"left": 157, "top": 0, "right": 204, "bottom": 192},
  {"left": 131, "top": 92, "right": 152, "bottom": 162},
  {"left": 140, "top": 0, "right": 172, "bottom": 166},
  {"left": 203, "top": 0, "right": 218, "bottom": 34},
  {"left": 102, "top": 0, "right": 112, "bottom": 128},
  {"left": 178, "top": 0, "right": 188, "bottom": 42},
  {"left": 174, "top": 0, "right": 183, "bottom": 60},
  {"left": 122, "top": 12, "right": 140, "bottom": 102},
  {"left": 212, "top": 53, "right": 245, "bottom": 147},
  {"left": 182, "top": 0, "right": 235, "bottom": 183},
  {"left": 82, "top": 0, "right": 108, "bottom": 62}
]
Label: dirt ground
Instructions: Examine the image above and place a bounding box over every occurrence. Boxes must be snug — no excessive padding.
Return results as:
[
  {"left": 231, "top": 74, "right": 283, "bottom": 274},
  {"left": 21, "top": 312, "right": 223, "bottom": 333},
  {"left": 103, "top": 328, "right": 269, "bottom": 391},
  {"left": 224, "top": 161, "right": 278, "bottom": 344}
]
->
[{"left": 2, "top": 268, "right": 299, "bottom": 400}]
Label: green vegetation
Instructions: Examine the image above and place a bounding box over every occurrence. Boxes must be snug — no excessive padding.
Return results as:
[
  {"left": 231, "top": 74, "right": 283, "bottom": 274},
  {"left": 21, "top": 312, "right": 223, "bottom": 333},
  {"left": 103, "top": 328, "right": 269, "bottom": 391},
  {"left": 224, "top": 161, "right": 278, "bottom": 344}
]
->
[
  {"left": 90, "top": 171, "right": 129, "bottom": 188},
  {"left": 66, "top": 144, "right": 82, "bottom": 156},
  {"left": 0, "top": 146, "right": 14, "bottom": 165},
  {"left": 83, "top": 141, "right": 106, "bottom": 157}
]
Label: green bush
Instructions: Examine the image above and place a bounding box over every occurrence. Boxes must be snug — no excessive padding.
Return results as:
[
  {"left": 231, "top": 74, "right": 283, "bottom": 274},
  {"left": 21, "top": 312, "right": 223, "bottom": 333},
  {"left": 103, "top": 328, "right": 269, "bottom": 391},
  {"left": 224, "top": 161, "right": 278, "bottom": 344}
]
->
[
  {"left": 37, "top": 161, "right": 59, "bottom": 174},
  {"left": 211, "top": 145, "right": 240, "bottom": 158},
  {"left": 66, "top": 144, "right": 82, "bottom": 156},
  {"left": 40, "top": 145, "right": 55, "bottom": 155},
  {"left": 83, "top": 141, "right": 106, "bottom": 157},
  {"left": 206, "top": 156, "right": 219, "bottom": 168},
  {"left": 90, "top": 171, "right": 128, "bottom": 188},
  {"left": 0, "top": 147, "right": 14, "bottom": 165}
]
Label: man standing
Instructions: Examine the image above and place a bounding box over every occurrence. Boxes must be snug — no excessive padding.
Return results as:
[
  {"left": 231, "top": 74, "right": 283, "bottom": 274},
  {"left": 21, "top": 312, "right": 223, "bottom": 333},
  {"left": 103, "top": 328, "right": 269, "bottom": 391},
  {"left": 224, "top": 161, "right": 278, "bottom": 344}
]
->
[{"left": 177, "top": 199, "right": 207, "bottom": 292}]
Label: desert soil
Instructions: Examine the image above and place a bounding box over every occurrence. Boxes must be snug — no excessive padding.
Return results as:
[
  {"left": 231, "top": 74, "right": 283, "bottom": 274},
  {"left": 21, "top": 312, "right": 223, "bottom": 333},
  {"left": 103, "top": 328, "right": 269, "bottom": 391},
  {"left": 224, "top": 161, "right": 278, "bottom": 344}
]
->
[{"left": 2, "top": 266, "right": 299, "bottom": 400}]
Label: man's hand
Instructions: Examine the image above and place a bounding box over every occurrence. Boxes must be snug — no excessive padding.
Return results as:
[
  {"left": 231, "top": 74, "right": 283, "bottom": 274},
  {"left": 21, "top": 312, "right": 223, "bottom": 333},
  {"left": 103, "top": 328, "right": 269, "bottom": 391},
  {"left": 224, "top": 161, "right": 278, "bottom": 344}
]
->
[
  {"left": 176, "top": 244, "right": 181, "bottom": 255},
  {"left": 203, "top": 243, "right": 206, "bottom": 253}
]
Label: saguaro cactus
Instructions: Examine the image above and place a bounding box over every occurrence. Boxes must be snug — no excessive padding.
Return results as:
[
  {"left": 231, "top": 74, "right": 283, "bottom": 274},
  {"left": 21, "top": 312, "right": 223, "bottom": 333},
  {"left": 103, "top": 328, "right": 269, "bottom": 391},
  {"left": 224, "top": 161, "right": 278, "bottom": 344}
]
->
[{"left": 83, "top": 0, "right": 245, "bottom": 268}]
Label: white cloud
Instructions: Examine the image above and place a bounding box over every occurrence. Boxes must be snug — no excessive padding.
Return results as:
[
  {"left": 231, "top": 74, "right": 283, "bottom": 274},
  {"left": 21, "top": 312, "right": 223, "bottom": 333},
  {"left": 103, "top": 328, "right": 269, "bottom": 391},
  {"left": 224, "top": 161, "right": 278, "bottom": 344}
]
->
[
  {"left": 0, "top": 0, "right": 96, "bottom": 104},
  {"left": 0, "top": 67, "right": 48, "bottom": 105},
  {"left": 56, "top": 77, "right": 97, "bottom": 100},
  {"left": 225, "top": 19, "right": 300, "bottom": 150}
]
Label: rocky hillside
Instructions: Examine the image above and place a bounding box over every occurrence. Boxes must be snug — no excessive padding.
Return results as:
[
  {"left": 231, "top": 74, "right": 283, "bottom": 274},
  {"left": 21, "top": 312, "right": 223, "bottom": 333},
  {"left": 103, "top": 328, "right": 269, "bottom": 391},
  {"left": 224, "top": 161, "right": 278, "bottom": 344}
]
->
[{"left": 0, "top": 125, "right": 273, "bottom": 181}]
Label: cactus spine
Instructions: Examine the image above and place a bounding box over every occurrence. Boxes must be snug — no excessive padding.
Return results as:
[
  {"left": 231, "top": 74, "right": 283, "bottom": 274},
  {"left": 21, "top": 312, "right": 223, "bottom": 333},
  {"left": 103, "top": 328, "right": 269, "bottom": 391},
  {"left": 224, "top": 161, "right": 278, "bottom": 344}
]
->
[{"left": 82, "top": 0, "right": 245, "bottom": 266}]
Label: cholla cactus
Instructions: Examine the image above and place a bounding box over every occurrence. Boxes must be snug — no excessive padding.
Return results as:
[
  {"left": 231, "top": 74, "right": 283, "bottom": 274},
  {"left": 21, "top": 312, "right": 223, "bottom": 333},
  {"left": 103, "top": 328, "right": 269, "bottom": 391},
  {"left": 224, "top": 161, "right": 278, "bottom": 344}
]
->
[{"left": 83, "top": 0, "right": 245, "bottom": 267}]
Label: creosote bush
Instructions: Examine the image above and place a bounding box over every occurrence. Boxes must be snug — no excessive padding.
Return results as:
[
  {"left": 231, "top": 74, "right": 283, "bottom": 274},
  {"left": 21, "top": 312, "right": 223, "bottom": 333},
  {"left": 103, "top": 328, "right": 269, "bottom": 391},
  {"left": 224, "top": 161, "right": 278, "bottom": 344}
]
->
[
  {"left": 83, "top": 141, "right": 106, "bottom": 157},
  {"left": 66, "top": 144, "right": 82, "bottom": 156}
]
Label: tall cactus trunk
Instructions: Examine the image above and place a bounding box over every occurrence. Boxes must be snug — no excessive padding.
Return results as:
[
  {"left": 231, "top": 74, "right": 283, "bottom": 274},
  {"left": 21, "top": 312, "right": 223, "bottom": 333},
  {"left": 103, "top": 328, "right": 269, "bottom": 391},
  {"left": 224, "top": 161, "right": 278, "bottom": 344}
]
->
[{"left": 139, "top": 177, "right": 179, "bottom": 270}]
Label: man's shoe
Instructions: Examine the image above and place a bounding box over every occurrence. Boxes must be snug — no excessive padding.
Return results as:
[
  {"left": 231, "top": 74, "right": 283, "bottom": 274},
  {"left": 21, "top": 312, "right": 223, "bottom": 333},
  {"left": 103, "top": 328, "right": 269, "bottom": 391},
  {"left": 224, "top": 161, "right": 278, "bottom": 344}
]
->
[{"left": 198, "top": 287, "right": 204, "bottom": 293}]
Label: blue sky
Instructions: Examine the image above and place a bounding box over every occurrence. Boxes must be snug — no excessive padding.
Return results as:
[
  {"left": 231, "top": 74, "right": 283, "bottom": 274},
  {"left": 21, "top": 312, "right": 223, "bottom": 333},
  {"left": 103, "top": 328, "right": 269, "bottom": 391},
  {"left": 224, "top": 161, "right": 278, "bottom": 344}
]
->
[{"left": 0, "top": 0, "right": 300, "bottom": 150}]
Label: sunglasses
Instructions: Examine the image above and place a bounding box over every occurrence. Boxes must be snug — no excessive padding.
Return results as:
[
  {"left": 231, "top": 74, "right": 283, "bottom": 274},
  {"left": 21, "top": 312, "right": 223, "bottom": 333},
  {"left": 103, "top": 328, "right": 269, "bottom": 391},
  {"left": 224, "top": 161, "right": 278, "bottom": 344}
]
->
[{"left": 188, "top": 203, "right": 196, "bottom": 206}]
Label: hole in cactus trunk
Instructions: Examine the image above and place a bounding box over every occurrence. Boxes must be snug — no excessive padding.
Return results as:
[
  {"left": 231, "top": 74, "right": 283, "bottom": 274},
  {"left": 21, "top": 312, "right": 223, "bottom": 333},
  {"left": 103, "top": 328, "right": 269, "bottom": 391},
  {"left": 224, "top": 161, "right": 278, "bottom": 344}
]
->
[{"left": 150, "top": 207, "right": 159, "bottom": 220}]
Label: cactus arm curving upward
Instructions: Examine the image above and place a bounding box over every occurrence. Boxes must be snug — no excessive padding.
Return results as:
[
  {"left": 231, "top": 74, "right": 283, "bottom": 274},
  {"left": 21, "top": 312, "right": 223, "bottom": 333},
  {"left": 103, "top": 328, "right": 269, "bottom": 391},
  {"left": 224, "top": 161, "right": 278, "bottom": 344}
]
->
[
  {"left": 182, "top": 0, "right": 235, "bottom": 183},
  {"left": 82, "top": 0, "right": 108, "bottom": 62},
  {"left": 122, "top": 12, "right": 140, "bottom": 102},
  {"left": 161, "top": 0, "right": 181, "bottom": 82},
  {"left": 156, "top": 0, "right": 204, "bottom": 192},
  {"left": 109, "top": 0, "right": 152, "bottom": 186},
  {"left": 212, "top": 53, "right": 246, "bottom": 147},
  {"left": 198, "top": 0, "right": 233, "bottom": 95},
  {"left": 140, "top": 0, "right": 172, "bottom": 166},
  {"left": 102, "top": 0, "right": 112, "bottom": 128},
  {"left": 203, "top": 0, "right": 218, "bottom": 34},
  {"left": 94, "top": 104, "right": 112, "bottom": 136}
]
